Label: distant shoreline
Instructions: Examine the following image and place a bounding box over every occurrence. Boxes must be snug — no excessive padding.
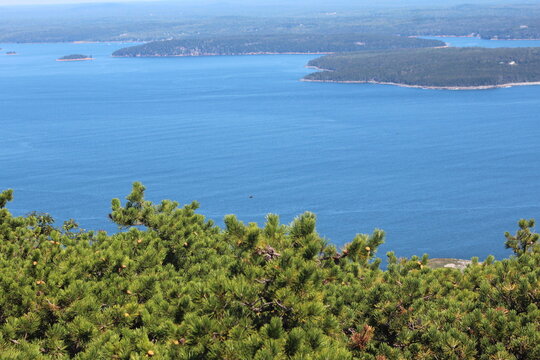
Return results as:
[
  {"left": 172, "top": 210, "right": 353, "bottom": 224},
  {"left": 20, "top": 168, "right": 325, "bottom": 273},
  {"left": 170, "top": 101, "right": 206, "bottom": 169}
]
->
[
  {"left": 112, "top": 51, "right": 334, "bottom": 58},
  {"left": 72, "top": 40, "right": 142, "bottom": 44},
  {"left": 489, "top": 38, "right": 540, "bottom": 41},
  {"left": 305, "top": 65, "right": 333, "bottom": 71},
  {"left": 412, "top": 34, "right": 479, "bottom": 39},
  {"left": 56, "top": 57, "right": 93, "bottom": 62},
  {"left": 301, "top": 78, "right": 540, "bottom": 90},
  {"left": 0, "top": 36, "right": 539, "bottom": 46},
  {"left": 413, "top": 34, "right": 540, "bottom": 41}
]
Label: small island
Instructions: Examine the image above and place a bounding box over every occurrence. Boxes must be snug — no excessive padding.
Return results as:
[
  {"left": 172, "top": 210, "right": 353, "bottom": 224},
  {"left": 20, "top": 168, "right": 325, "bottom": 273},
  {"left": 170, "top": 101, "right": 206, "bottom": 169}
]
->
[
  {"left": 56, "top": 54, "right": 93, "bottom": 62},
  {"left": 303, "top": 47, "right": 540, "bottom": 90}
]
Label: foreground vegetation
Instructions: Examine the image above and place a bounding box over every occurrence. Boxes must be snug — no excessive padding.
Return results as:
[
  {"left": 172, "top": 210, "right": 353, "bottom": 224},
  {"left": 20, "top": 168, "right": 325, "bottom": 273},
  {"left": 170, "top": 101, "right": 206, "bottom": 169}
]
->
[
  {"left": 1, "top": 183, "right": 539, "bottom": 359},
  {"left": 305, "top": 47, "right": 540, "bottom": 88},
  {"left": 112, "top": 34, "right": 442, "bottom": 57}
]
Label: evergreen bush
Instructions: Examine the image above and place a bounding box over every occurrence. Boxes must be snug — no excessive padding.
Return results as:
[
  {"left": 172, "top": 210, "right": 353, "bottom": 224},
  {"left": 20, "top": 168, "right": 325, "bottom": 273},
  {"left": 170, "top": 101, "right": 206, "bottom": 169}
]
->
[{"left": 0, "top": 184, "right": 538, "bottom": 359}]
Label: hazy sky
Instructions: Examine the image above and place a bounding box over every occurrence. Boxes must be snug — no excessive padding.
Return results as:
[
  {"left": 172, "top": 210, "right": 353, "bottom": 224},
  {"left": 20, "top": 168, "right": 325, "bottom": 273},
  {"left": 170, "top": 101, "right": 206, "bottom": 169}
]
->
[
  {"left": 0, "top": 0, "right": 526, "bottom": 6},
  {"left": 0, "top": 0, "right": 158, "bottom": 4}
]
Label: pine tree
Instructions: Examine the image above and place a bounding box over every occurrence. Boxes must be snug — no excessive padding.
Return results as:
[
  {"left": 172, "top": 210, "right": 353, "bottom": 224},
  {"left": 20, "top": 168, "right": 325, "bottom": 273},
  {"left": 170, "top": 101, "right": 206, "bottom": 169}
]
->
[{"left": 0, "top": 183, "right": 539, "bottom": 359}]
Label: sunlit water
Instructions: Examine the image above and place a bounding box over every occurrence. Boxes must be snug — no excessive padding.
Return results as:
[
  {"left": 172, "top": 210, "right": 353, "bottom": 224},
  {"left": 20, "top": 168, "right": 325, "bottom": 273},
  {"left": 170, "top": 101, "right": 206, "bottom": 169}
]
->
[{"left": 1, "top": 37, "right": 540, "bottom": 260}]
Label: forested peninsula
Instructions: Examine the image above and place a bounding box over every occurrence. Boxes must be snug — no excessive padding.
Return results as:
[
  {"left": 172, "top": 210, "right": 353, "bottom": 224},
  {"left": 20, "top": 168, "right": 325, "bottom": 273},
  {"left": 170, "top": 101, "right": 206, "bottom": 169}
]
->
[
  {"left": 1, "top": 184, "right": 539, "bottom": 359},
  {"left": 304, "top": 47, "right": 540, "bottom": 89},
  {"left": 112, "top": 34, "right": 444, "bottom": 57}
]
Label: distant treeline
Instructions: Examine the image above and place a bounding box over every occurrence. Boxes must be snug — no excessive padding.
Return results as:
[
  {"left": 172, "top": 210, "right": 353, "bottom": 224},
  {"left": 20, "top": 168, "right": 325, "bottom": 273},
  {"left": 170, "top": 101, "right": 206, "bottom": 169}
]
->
[
  {"left": 2, "top": 4, "right": 540, "bottom": 43},
  {"left": 305, "top": 47, "right": 540, "bottom": 88},
  {"left": 57, "top": 54, "right": 91, "bottom": 60},
  {"left": 112, "top": 34, "right": 443, "bottom": 57}
]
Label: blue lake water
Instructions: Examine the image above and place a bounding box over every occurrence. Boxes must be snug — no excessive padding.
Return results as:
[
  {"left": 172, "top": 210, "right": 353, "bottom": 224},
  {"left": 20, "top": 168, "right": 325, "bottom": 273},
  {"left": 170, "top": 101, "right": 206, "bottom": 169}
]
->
[{"left": 1, "top": 37, "right": 540, "bottom": 261}]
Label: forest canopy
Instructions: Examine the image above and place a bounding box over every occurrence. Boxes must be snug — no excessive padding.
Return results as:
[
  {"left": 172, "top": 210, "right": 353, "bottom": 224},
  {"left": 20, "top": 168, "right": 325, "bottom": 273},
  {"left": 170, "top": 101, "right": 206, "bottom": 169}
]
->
[
  {"left": 0, "top": 184, "right": 539, "bottom": 359},
  {"left": 111, "top": 34, "right": 443, "bottom": 57},
  {"left": 57, "top": 54, "right": 92, "bottom": 60},
  {"left": 304, "top": 47, "right": 540, "bottom": 89},
  {"left": 2, "top": 4, "right": 540, "bottom": 43}
]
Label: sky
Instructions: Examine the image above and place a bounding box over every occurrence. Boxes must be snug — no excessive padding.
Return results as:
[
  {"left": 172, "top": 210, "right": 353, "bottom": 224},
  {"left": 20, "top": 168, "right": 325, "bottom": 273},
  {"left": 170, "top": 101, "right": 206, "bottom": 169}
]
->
[
  {"left": 0, "top": 0, "right": 524, "bottom": 5},
  {"left": 0, "top": 0, "right": 158, "bottom": 4},
  {"left": 0, "top": 0, "right": 530, "bottom": 8}
]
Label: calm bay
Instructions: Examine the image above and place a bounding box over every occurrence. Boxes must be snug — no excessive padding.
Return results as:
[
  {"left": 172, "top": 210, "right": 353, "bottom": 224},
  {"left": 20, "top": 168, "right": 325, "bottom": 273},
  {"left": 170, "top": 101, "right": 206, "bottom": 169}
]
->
[{"left": 1, "top": 37, "right": 540, "bottom": 260}]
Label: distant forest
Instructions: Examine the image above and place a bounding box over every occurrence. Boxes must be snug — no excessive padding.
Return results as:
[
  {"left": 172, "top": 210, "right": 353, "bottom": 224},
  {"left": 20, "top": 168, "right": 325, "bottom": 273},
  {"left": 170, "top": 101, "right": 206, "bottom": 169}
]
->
[
  {"left": 304, "top": 47, "right": 540, "bottom": 88},
  {"left": 57, "top": 54, "right": 91, "bottom": 60},
  {"left": 1, "top": 4, "right": 540, "bottom": 43},
  {"left": 112, "top": 34, "right": 443, "bottom": 57}
]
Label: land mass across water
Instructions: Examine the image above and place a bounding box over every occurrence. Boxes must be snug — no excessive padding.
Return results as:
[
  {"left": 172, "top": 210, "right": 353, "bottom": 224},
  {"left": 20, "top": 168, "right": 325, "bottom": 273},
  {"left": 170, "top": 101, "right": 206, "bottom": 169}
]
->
[
  {"left": 113, "top": 36, "right": 540, "bottom": 90},
  {"left": 303, "top": 47, "right": 540, "bottom": 90},
  {"left": 56, "top": 54, "right": 93, "bottom": 61},
  {"left": 112, "top": 34, "right": 444, "bottom": 57},
  {"left": 3, "top": 3, "right": 540, "bottom": 43}
]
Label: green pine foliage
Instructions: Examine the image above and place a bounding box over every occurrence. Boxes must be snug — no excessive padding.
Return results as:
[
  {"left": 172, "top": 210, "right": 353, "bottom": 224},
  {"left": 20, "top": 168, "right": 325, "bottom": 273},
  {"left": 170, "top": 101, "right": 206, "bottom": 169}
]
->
[{"left": 0, "top": 183, "right": 539, "bottom": 359}]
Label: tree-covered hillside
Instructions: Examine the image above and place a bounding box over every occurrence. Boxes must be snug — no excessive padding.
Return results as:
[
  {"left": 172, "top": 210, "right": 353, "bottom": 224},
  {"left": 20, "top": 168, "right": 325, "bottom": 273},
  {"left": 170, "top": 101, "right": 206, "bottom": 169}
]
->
[
  {"left": 1, "top": 184, "right": 539, "bottom": 359},
  {"left": 2, "top": 4, "right": 540, "bottom": 43},
  {"left": 305, "top": 47, "right": 540, "bottom": 88},
  {"left": 112, "top": 34, "right": 443, "bottom": 57}
]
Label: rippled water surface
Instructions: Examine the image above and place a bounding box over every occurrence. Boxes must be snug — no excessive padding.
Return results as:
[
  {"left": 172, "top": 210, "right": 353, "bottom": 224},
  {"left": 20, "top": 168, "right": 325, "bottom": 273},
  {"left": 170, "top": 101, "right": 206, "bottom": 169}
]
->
[{"left": 2, "top": 37, "right": 540, "bottom": 260}]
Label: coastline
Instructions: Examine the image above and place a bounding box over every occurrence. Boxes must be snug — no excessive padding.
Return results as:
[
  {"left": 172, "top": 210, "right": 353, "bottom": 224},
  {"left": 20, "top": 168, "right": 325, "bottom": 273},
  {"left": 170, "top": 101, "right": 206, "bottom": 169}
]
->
[
  {"left": 112, "top": 51, "right": 334, "bottom": 58},
  {"left": 413, "top": 34, "right": 540, "bottom": 41},
  {"left": 72, "top": 40, "right": 142, "bottom": 44},
  {"left": 300, "top": 78, "right": 540, "bottom": 90},
  {"left": 489, "top": 38, "right": 540, "bottom": 41},
  {"left": 305, "top": 65, "right": 334, "bottom": 71},
  {"left": 2, "top": 36, "right": 539, "bottom": 46},
  {"left": 411, "top": 34, "right": 479, "bottom": 39},
  {"left": 56, "top": 57, "right": 93, "bottom": 62}
]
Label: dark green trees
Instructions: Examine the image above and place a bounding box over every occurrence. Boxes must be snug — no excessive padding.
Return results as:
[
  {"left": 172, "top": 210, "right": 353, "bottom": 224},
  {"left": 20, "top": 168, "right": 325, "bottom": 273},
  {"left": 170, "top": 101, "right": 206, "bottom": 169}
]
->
[
  {"left": 57, "top": 55, "right": 92, "bottom": 61},
  {"left": 304, "top": 47, "right": 540, "bottom": 88},
  {"left": 0, "top": 184, "right": 539, "bottom": 359},
  {"left": 111, "top": 34, "right": 443, "bottom": 57},
  {"left": 505, "top": 219, "right": 539, "bottom": 255}
]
